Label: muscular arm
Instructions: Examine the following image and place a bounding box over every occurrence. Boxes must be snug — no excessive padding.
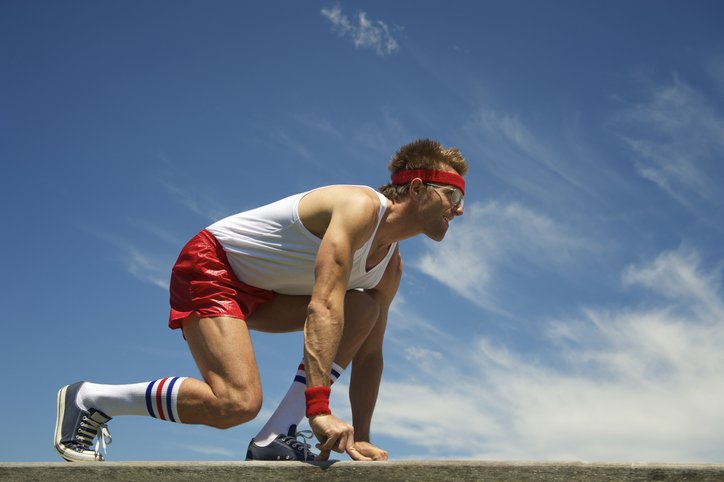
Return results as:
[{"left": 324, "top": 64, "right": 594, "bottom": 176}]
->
[
  {"left": 350, "top": 247, "right": 402, "bottom": 442},
  {"left": 299, "top": 186, "right": 391, "bottom": 460},
  {"left": 302, "top": 188, "right": 380, "bottom": 389}
]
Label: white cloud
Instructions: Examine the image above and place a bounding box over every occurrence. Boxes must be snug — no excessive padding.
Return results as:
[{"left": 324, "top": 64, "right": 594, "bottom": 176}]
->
[
  {"left": 623, "top": 248, "right": 724, "bottom": 321},
  {"left": 362, "top": 247, "right": 724, "bottom": 462},
  {"left": 271, "top": 129, "right": 313, "bottom": 161},
  {"left": 82, "top": 228, "right": 171, "bottom": 290},
  {"left": 617, "top": 75, "right": 724, "bottom": 217},
  {"left": 135, "top": 222, "right": 186, "bottom": 247},
  {"left": 158, "top": 179, "right": 229, "bottom": 222},
  {"left": 353, "top": 107, "right": 410, "bottom": 155},
  {"left": 404, "top": 346, "right": 443, "bottom": 362},
  {"left": 416, "top": 201, "right": 591, "bottom": 314},
  {"left": 474, "top": 110, "right": 546, "bottom": 161},
  {"left": 291, "top": 113, "right": 344, "bottom": 140},
  {"left": 125, "top": 245, "right": 170, "bottom": 290},
  {"left": 464, "top": 108, "right": 607, "bottom": 202},
  {"left": 321, "top": 5, "right": 400, "bottom": 56}
]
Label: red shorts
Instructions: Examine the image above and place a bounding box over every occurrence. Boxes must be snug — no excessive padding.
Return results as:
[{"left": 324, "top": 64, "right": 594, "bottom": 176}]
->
[{"left": 168, "top": 229, "right": 275, "bottom": 329}]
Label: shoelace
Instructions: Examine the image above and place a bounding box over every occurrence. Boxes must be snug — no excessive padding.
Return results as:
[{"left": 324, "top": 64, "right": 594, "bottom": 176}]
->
[
  {"left": 76, "top": 415, "right": 113, "bottom": 460},
  {"left": 94, "top": 425, "right": 112, "bottom": 460},
  {"left": 283, "top": 429, "right": 313, "bottom": 460}
]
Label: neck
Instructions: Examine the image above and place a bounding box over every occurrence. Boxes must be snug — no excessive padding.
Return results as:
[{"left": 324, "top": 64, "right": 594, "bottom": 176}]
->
[{"left": 375, "top": 198, "right": 423, "bottom": 246}]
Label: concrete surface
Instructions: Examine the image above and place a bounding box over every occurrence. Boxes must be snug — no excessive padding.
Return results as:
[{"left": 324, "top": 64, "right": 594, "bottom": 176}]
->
[{"left": 2, "top": 460, "right": 724, "bottom": 482}]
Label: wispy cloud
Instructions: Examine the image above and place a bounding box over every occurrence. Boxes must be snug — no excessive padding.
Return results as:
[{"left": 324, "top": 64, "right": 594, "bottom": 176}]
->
[
  {"left": 415, "top": 201, "right": 593, "bottom": 315},
  {"left": 268, "top": 128, "right": 357, "bottom": 181},
  {"left": 321, "top": 5, "right": 400, "bottom": 56},
  {"left": 616, "top": 74, "right": 724, "bottom": 222},
  {"left": 291, "top": 113, "right": 344, "bottom": 140},
  {"left": 130, "top": 222, "right": 185, "bottom": 247},
  {"left": 271, "top": 129, "right": 313, "bottom": 161},
  {"left": 158, "top": 179, "right": 229, "bottom": 222},
  {"left": 333, "top": 247, "right": 724, "bottom": 462},
  {"left": 353, "top": 106, "right": 410, "bottom": 156},
  {"left": 125, "top": 246, "right": 170, "bottom": 290},
  {"left": 82, "top": 228, "right": 171, "bottom": 290},
  {"left": 463, "top": 107, "right": 625, "bottom": 208},
  {"left": 622, "top": 248, "right": 724, "bottom": 321}
]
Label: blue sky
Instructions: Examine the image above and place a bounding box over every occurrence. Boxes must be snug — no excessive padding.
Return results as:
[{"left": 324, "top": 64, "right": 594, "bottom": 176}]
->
[{"left": 2, "top": 0, "right": 724, "bottom": 463}]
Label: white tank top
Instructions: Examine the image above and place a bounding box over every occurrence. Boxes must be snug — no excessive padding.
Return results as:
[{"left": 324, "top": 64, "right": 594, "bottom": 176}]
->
[{"left": 206, "top": 185, "right": 397, "bottom": 295}]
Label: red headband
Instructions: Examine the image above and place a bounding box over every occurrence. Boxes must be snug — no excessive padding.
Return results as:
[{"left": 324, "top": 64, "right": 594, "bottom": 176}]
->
[{"left": 391, "top": 169, "right": 465, "bottom": 194}]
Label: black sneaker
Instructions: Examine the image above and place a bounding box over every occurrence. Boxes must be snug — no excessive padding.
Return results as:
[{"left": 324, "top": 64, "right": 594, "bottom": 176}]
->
[
  {"left": 246, "top": 424, "right": 316, "bottom": 461},
  {"left": 54, "top": 382, "right": 113, "bottom": 462}
]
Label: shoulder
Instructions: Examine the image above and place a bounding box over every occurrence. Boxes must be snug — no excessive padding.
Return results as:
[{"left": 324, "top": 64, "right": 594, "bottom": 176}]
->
[
  {"left": 318, "top": 185, "right": 381, "bottom": 205},
  {"left": 329, "top": 186, "right": 380, "bottom": 228},
  {"left": 299, "top": 185, "right": 381, "bottom": 239},
  {"left": 304, "top": 185, "right": 380, "bottom": 219}
]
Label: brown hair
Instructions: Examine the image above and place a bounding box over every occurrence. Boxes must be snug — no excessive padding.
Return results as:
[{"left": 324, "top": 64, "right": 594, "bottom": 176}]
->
[{"left": 379, "top": 139, "right": 469, "bottom": 200}]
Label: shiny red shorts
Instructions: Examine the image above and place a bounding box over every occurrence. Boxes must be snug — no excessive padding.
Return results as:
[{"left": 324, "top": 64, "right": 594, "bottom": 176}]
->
[{"left": 168, "top": 229, "right": 275, "bottom": 329}]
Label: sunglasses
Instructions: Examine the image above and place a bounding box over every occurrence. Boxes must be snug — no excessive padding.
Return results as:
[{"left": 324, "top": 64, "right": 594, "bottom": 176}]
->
[{"left": 426, "top": 183, "right": 464, "bottom": 208}]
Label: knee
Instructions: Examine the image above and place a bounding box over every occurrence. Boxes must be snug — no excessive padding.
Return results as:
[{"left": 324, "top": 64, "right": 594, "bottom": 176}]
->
[{"left": 210, "top": 390, "right": 262, "bottom": 430}]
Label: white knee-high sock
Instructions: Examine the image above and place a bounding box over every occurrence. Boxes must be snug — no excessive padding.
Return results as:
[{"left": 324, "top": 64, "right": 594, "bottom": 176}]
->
[
  {"left": 253, "top": 361, "right": 344, "bottom": 446},
  {"left": 77, "top": 377, "right": 187, "bottom": 423}
]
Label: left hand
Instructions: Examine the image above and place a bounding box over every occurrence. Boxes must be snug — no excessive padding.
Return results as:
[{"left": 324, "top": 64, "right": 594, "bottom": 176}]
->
[
  {"left": 310, "top": 414, "right": 371, "bottom": 461},
  {"left": 351, "top": 441, "right": 388, "bottom": 461}
]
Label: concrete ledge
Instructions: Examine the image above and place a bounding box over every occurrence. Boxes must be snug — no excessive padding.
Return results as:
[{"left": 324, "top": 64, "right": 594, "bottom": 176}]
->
[{"left": 2, "top": 460, "right": 724, "bottom": 482}]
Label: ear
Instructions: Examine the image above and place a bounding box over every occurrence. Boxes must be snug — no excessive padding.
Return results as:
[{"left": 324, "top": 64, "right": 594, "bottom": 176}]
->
[{"left": 409, "top": 178, "right": 425, "bottom": 200}]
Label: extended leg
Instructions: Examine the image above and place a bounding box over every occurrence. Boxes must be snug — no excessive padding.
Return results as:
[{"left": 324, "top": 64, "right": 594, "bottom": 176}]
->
[{"left": 54, "top": 315, "right": 262, "bottom": 462}]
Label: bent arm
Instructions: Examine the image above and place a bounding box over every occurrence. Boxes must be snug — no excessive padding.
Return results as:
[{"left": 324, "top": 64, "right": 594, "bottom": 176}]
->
[
  {"left": 350, "top": 248, "right": 402, "bottom": 441},
  {"left": 303, "top": 232, "right": 351, "bottom": 388},
  {"left": 303, "top": 192, "right": 380, "bottom": 389}
]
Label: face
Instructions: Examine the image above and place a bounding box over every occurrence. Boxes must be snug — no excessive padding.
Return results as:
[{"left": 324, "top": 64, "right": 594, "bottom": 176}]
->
[{"left": 417, "top": 181, "right": 465, "bottom": 241}]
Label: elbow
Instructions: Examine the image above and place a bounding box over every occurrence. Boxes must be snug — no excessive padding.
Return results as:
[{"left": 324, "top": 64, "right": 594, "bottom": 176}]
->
[
  {"left": 305, "top": 299, "right": 344, "bottom": 335},
  {"left": 306, "top": 298, "right": 329, "bottom": 317}
]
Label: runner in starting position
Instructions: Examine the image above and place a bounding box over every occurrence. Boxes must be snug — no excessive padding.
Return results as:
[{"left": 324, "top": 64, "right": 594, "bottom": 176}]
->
[{"left": 54, "top": 138, "right": 468, "bottom": 462}]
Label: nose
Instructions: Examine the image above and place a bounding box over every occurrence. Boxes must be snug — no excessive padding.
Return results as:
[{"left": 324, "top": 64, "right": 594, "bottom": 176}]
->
[{"left": 453, "top": 203, "right": 464, "bottom": 216}]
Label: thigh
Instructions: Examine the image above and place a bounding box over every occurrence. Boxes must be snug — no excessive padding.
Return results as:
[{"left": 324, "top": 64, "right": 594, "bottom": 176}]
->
[
  {"left": 246, "top": 290, "right": 379, "bottom": 339},
  {"left": 245, "top": 294, "right": 311, "bottom": 333},
  {"left": 182, "top": 315, "right": 261, "bottom": 397}
]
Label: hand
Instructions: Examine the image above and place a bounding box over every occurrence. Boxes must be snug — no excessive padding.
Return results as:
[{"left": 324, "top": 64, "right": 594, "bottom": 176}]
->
[
  {"left": 309, "top": 414, "right": 371, "bottom": 461},
  {"left": 351, "top": 441, "right": 388, "bottom": 461}
]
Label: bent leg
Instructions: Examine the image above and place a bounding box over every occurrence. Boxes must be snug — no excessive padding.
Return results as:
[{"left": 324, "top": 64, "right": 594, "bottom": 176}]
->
[
  {"left": 178, "top": 315, "right": 262, "bottom": 429},
  {"left": 248, "top": 290, "right": 380, "bottom": 447},
  {"left": 246, "top": 290, "right": 380, "bottom": 367}
]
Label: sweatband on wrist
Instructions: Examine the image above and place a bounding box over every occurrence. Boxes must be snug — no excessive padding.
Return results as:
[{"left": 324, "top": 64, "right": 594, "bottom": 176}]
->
[{"left": 305, "top": 386, "right": 332, "bottom": 417}]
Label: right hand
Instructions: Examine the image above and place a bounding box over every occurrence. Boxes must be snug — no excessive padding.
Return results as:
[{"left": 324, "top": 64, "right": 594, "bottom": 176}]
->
[{"left": 309, "top": 414, "right": 372, "bottom": 461}]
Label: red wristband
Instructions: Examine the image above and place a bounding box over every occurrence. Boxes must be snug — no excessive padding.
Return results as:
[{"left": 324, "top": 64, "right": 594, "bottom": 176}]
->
[{"left": 305, "top": 386, "right": 332, "bottom": 417}]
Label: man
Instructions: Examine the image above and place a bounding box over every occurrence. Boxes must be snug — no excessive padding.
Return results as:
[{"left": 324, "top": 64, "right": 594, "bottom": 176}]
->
[{"left": 54, "top": 138, "right": 468, "bottom": 462}]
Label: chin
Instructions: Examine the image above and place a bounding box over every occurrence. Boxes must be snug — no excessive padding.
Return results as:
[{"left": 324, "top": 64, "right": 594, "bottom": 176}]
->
[{"left": 425, "top": 231, "right": 446, "bottom": 242}]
